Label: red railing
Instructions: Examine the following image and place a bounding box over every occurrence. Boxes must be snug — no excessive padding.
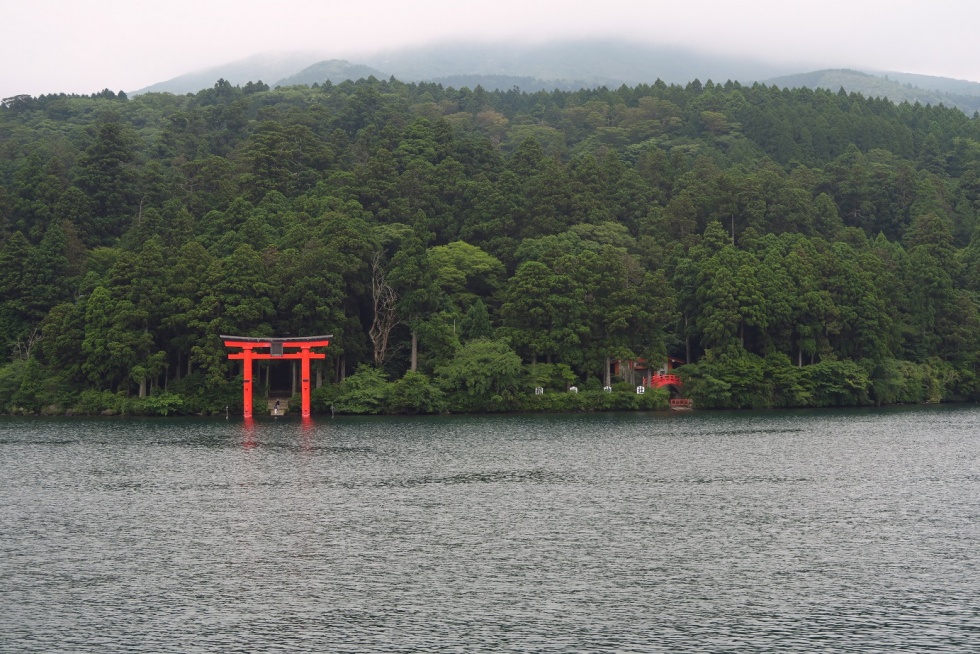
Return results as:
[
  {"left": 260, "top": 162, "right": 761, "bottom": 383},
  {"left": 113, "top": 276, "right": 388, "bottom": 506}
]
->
[{"left": 649, "top": 374, "right": 681, "bottom": 388}]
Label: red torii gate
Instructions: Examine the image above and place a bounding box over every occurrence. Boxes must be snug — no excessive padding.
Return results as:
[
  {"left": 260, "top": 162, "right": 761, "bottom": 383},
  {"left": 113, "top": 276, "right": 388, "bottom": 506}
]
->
[{"left": 221, "top": 335, "right": 331, "bottom": 419}]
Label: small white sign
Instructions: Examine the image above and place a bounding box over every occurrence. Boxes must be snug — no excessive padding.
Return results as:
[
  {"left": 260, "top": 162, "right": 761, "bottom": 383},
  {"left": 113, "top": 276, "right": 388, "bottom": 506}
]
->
[
  {"left": 535, "top": 387, "right": 544, "bottom": 395},
  {"left": 636, "top": 386, "right": 645, "bottom": 394}
]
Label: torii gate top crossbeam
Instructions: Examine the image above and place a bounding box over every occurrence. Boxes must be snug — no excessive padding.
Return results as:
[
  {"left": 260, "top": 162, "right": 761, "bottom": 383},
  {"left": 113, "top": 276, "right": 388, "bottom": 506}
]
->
[{"left": 221, "top": 335, "right": 333, "bottom": 348}]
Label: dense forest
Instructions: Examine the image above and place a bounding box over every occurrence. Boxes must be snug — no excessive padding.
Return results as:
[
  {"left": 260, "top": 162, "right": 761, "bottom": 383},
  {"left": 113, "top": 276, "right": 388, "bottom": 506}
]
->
[{"left": 3, "top": 75, "right": 980, "bottom": 415}]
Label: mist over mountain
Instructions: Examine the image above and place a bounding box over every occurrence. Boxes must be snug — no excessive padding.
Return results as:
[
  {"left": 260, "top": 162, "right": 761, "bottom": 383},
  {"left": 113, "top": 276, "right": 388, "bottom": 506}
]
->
[
  {"left": 133, "top": 39, "right": 980, "bottom": 115},
  {"left": 275, "top": 60, "right": 387, "bottom": 87},
  {"left": 875, "top": 71, "right": 980, "bottom": 97},
  {"left": 358, "top": 40, "right": 796, "bottom": 87},
  {"left": 765, "top": 69, "right": 980, "bottom": 114},
  {"left": 135, "top": 52, "right": 324, "bottom": 95},
  {"left": 134, "top": 39, "right": 797, "bottom": 96}
]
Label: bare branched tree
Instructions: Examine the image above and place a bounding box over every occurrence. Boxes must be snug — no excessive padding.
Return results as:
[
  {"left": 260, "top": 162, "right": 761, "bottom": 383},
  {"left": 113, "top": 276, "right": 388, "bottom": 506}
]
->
[
  {"left": 369, "top": 252, "right": 398, "bottom": 369},
  {"left": 11, "top": 328, "right": 42, "bottom": 362}
]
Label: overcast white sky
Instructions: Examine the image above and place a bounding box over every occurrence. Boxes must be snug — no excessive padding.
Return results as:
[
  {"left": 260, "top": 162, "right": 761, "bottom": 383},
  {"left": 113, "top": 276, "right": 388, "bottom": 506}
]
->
[{"left": 3, "top": 0, "right": 979, "bottom": 98}]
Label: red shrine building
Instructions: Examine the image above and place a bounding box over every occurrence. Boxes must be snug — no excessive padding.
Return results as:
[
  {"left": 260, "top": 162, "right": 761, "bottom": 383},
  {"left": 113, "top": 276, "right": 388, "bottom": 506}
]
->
[
  {"left": 612, "top": 355, "right": 692, "bottom": 409},
  {"left": 611, "top": 355, "right": 685, "bottom": 388}
]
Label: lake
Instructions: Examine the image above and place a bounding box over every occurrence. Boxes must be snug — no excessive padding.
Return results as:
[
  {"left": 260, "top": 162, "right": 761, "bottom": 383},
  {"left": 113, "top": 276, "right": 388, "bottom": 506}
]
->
[{"left": 1, "top": 407, "right": 978, "bottom": 652}]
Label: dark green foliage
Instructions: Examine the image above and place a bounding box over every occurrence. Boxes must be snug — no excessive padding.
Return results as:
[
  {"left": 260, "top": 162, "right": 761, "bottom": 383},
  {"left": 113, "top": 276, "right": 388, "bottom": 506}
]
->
[
  {"left": 2, "top": 77, "right": 980, "bottom": 413},
  {"left": 386, "top": 370, "right": 446, "bottom": 414},
  {"left": 435, "top": 338, "right": 523, "bottom": 398},
  {"left": 459, "top": 299, "right": 492, "bottom": 341},
  {"left": 75, "top": 119, "right": 138, "bottom": 243},
  {"left": 329, "top": 365, "right": 390, "bottom": 414}
]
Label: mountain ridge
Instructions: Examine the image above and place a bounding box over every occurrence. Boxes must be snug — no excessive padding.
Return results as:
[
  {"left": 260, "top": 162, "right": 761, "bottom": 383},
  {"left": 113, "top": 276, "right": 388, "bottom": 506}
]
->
[
  {"left": 763, "top": 69, "right": 980, "bottom": 114},
  {"left": 275, "top": 60, "right": 388, "bottom": 87},
  {"left": 133, "top": 39, "right": 799, "bottom": 95},
  {"left": 132, "top": 40, "right": 980, "bottom": 114},
  {"left": 135, "top": 51, "right": 325, "bottom": 95}
]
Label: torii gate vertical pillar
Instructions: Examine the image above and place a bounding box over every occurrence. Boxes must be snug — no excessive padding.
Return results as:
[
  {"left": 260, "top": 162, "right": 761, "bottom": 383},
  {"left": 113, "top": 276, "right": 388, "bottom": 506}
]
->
[
  {"left": 241, "top": 345, "right": 254, "bottom": 419},
  {"left": 301, "top": 345, "right": 312, "bottom": 418},
  {"left": 221, "top": 336, "right": 331, "bottom": 420}
]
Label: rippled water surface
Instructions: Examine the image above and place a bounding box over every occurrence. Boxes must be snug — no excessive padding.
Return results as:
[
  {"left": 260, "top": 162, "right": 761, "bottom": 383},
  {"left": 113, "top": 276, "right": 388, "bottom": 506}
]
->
[{"left": 2, "top": 407, "right": 979, "bottom": 652}]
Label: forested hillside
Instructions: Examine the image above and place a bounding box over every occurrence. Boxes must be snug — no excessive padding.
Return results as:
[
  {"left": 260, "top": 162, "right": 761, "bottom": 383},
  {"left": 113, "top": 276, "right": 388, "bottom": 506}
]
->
[
  {"left": 3, "top": 76, "right": 980, "bottom": 415},
  {"left": 764, "top": 69, "right": 980, "bottom": 115}
]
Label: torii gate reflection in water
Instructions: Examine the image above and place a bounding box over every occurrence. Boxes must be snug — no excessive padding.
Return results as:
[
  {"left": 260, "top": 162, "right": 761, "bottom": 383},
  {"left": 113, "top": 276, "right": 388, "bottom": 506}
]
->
[{"left": 221, "top": 335, "right": 331, "bottom": 419}]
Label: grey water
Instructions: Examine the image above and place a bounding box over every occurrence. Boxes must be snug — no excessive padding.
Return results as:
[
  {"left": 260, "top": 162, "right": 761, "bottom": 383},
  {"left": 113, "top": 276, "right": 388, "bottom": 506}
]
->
[{"left": 1, "top": 407, "right": 979, "bottom": 652}]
